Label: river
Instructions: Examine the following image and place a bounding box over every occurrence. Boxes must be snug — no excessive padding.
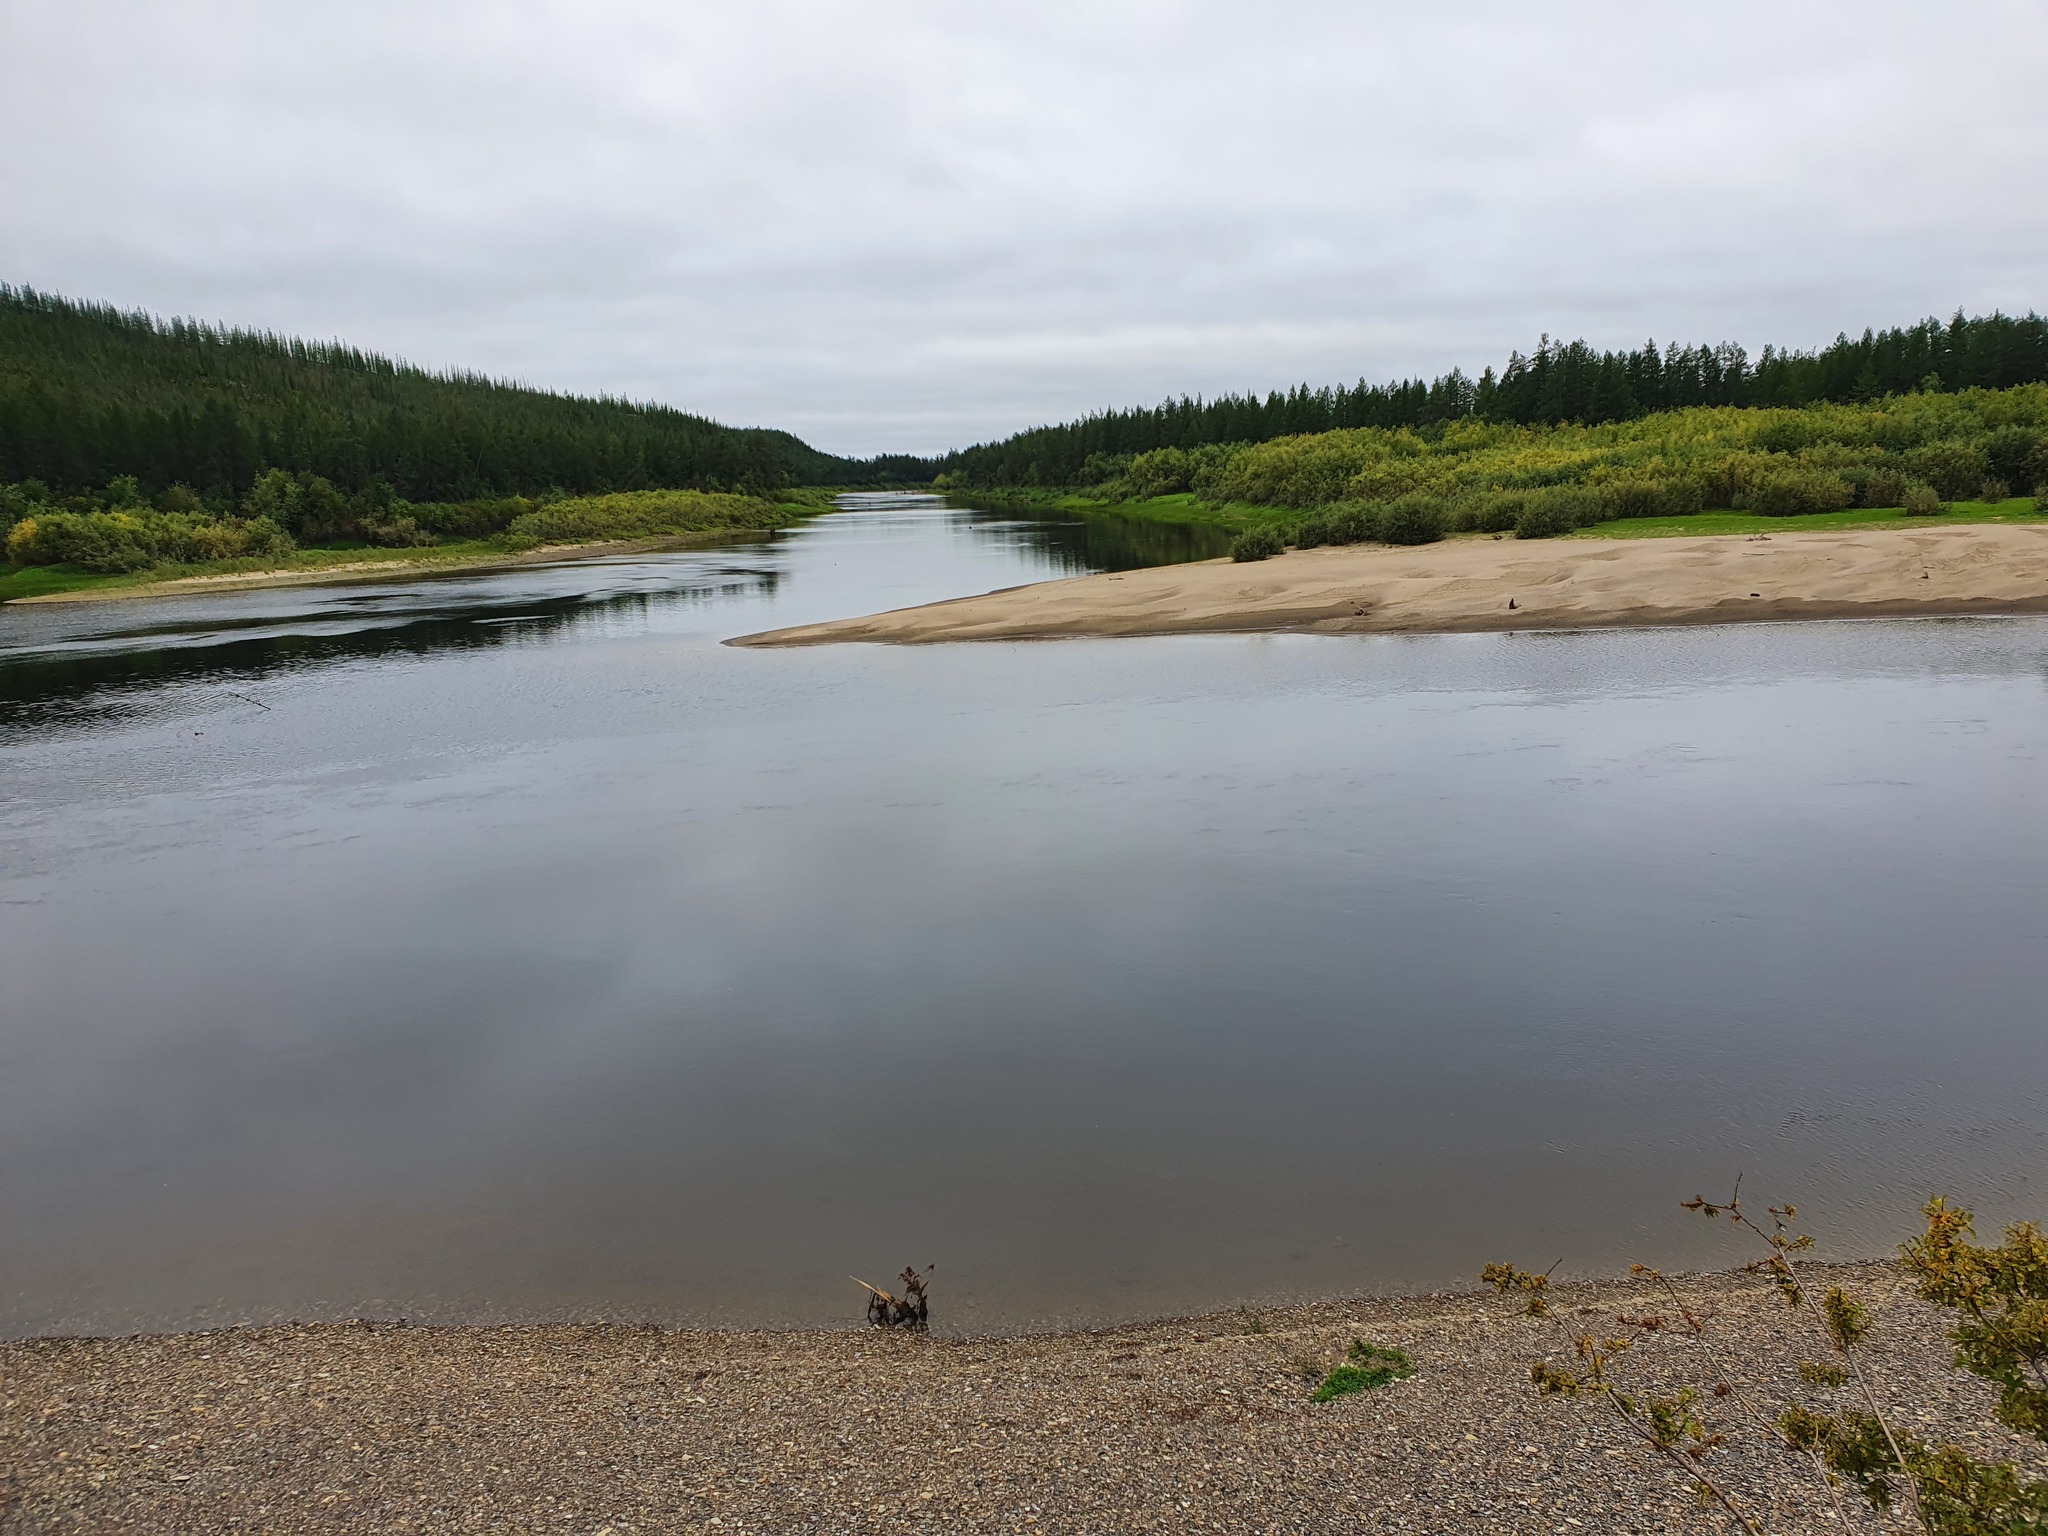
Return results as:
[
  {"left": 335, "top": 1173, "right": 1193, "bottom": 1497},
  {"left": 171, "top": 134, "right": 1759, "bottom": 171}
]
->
[{"left": 2, "top": 494, "right": 2045, "bottom": 1336}]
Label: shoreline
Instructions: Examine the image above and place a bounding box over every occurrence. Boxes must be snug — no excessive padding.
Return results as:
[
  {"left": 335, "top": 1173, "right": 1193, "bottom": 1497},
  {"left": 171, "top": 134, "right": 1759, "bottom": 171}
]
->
[
  {"left": 0, "top": 531, "right": 766, "bottom": 607},
  {"left": 8, "top": 1263, "right": 2043, "bottom": 1533},
  {"left": 731, "top": 521, "right": 2048, "bottom": 646}
]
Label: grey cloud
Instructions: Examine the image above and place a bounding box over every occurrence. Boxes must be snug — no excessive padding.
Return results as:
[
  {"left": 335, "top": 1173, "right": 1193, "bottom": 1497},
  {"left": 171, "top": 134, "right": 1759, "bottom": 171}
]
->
[{"left": 2, "top": 0, "right": 2044, "bottom": 455}]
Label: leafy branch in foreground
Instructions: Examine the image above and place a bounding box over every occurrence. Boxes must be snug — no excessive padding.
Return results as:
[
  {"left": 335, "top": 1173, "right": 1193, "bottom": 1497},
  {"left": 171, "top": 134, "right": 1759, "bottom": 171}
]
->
[{"left": 1486, "top": 1189, "right": 2048, "bottom": 1534}]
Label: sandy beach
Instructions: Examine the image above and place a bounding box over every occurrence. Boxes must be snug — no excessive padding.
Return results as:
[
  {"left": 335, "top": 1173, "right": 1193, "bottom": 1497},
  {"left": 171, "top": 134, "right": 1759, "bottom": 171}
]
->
[
  {"left": 5, "top": 1263, "right": 2041, "bottom": 1534},
  {"left": 2, "top": 534, "right": 750, "bottom": 607},
  {"left": 731, "top": 522, "right": 2048, "bottom": 646}
]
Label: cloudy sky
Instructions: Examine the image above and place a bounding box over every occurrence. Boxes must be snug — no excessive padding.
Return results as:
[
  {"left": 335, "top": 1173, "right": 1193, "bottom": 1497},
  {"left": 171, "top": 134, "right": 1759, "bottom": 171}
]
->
[{"left": 3, "top": 1, "right": 2045, "bottom": 457}]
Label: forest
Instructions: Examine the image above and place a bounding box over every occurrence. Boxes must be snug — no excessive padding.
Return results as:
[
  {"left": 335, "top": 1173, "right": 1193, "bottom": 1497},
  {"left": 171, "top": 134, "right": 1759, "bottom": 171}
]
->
[
  {"left": 937, "top": 311, "right": 2048, "bottom": 488},
  {"left": 0, "top": 284, "right": 917, "bottom": 500}
]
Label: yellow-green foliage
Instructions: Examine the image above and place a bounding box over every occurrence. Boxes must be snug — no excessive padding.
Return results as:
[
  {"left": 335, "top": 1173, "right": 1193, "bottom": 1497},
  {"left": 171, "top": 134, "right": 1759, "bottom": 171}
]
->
[
  {"left": 1173, "top": 386, "right": 2048, "bottom": 513},
  {"left": 504, "top": 489, "right": 793, "bottom": 544},
  {"left": 6, "top": 509, "right": 294, "bottom": 573}
]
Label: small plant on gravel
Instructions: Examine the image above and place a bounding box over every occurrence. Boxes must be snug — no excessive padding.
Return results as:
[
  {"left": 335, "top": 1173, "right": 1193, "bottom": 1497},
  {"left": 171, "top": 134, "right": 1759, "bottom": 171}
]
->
[
  {"left": 1484, "top": 1186, "right": 2048, "bottom": 1536},
  {"left": 854, "top": 1265, "right": 933, "bottom": 1328},
  {"left": 1311, "top": 1340, "right": 1417, "bottom": 1402}
]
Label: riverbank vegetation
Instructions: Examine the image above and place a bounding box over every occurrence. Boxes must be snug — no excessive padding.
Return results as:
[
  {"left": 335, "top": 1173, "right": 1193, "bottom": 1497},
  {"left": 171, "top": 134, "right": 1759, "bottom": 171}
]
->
[
  {"left": 983, "top": 386, "right": 2048, "bottom": 559},
  {"left": 0, "top": 474, "right": 835, "bottom": 600},
  {"left": 1489, "top": 1191, "right": 2048, "bottom": 1536}
]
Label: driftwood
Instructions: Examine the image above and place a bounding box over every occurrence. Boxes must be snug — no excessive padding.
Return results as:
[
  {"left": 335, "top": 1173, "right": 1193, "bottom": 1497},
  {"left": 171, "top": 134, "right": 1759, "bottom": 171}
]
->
[{"left": 853, "top": 1266, "right": 932, "bottom": 1329}]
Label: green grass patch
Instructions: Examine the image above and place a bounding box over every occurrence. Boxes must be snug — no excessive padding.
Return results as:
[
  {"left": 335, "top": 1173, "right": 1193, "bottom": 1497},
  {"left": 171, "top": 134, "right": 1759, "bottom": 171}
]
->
[
  {"left": 0, "top": 564, "right": 127, "bottom": 601},
  {"left": 1311, "top": 1341, "right": 1416, "bottom": 1401},
  {"left": 1575, "top": 498, "right": 2048, "bottom": 539}
]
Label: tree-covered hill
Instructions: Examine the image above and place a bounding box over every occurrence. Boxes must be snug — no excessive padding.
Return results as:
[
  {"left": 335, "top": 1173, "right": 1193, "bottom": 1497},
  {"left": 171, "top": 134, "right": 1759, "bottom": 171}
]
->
[
  {"left": 0, "top": 285, "right": 882, "bottom": 499},
  {"left": 938, "top": 311, "right": 2048, "bottom": 488}
]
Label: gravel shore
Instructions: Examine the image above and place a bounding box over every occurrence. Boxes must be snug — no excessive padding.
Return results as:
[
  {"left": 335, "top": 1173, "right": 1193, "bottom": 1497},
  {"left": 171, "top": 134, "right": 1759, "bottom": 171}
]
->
[{"left": 6, "top": 1262, "right": 2043, "bottom": 1534}]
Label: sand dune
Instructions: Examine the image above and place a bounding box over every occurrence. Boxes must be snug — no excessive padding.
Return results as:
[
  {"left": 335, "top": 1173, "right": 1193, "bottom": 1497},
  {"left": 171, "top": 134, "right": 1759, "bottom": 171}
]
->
[{"left": 732, "top": 522, "right": 2048, "bottom": 646}]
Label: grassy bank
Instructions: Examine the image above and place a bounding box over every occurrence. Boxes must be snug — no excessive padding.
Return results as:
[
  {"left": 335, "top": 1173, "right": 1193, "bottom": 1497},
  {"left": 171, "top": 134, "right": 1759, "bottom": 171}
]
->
[
  {"left": 0, "top": 487, "right": 838, "bottom": 603},
  {"left": 1570, "top": 495, "right": 2048, "bottom": 539}
]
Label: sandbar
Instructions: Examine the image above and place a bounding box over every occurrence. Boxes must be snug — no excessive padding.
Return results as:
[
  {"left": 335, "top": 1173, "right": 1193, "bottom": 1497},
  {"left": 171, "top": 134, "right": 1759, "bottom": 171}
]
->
[
  {"left": 731, "top": 522, "right": 2048, "bottom": 646},
  {"left": 4, "top": 533, "right": 749, "bottom": 606}
]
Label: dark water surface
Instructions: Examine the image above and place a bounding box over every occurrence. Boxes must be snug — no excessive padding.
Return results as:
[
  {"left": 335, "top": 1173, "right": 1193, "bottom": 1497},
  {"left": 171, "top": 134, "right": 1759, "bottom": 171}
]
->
[{"left": 3, "top": 496, "right": 2045, "bottom": 1337}]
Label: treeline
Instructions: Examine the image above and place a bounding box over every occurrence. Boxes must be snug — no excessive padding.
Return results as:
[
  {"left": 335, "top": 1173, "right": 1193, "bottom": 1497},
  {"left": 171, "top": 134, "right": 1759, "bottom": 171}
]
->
[
  {"left": 0, "top": 285, "right": 919, "bottom": 500},
  {"left": 937, "top": 311, "right": 2048, "bottom": 487}
]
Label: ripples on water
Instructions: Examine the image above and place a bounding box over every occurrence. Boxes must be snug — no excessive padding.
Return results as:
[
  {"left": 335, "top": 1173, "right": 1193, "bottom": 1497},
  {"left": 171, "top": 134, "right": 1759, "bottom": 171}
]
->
[{"left": 2, "top": 496, "right": 2045, "bottom": 1335}]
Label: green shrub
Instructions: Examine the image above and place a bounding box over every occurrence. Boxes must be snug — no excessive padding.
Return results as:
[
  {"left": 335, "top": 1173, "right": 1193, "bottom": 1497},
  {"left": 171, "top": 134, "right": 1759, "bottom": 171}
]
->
[
  {"left": 1861, "top": 468, "right": 1908, "bottom": 507},
  {"left": 1473, "top": 494, "right": 1525, "bottom": 534},
  {"left": 505, "top": 489, "right": 788, "bottom": 544},
  {"left": 1982, "top": 425, "right": 2041, "bottom": 490},
  {"left": 1292, "top": 510, "right": 1336, "bottom": 548},
  {"left": 363, "top": 515, "right": 434, "bottom": 548},
  {"left": 1741, "top": 469, "right": 1856, "bottom": 517},
  {"left": 1903, "top": 480, "right": 1944, "bottom": 516},
  {"left": 1124, "top": 447, "right": 1194, "bottom": 498},
  {"left": 1904, "top": 441, "right": 1991, "bottom": 500},
  {"left": 1295, "top": 504, "right": 1381, "bottom": 547},
  {"left": 1379, "top": 494, "right": 1447, "bottom": 545},
  {"left": 1516, "top": 500, "right": 1578, "bottom": 539},
  {"left": 1979, "top": 478, "right": 2011, "bottom": 504},
  {"left": 4, "top": 509, "right": 294, "bottom": 572},
  {"left": 1229, "top": 525, "right": 1286, "bottom": 561}
]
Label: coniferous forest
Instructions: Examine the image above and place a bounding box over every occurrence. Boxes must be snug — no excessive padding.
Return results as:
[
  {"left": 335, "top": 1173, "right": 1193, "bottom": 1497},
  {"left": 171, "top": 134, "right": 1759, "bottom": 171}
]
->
[{"left": 0, "top": 284, "right": 893, "bottom": 499}]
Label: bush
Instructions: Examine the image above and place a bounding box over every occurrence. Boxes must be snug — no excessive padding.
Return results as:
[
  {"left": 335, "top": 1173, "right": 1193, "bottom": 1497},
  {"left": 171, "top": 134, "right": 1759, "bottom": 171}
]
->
[
  {"left": 1979, "top": 478, "right": 2011, "bottom": 504},
  {"left": 1741, "top": 469, "right": 1856, "bottom": 517},
  {"left": 505, "top": 489, "right": 788, "bottom": 544},
  {"left": 1295, "top": 504, "right": 1383, "bottom": 547},
  {"left": 1904, "top": 441, "right": 1991, "bottom": 500},
  {"left": 2036, "top": 482, "right": 2048, "bottom": 511},
  {"left": 1123, "top": 447, "right": 1193, "bottom": 498},
  {"left": 4, "top": 509, "right": 295, "bottom": 572},
  {"left": 1903, "top": 480, "right": 1945, "bottom": 516},
  {"left": 1982, "top": 425, "right": 2041, "bottom": 489},
  {"left": 1861, "top": 468, "right": 1909, "bottom": 508},
  {"left": 1378, "top": 494, "right": 1447, "bottom": 545},
  {"left": 1292, "top": 511, "right": 1335, "bottom": 549},
  {"left": 1473, "top": 494, "right": 1525, "bottom": 534},
  {"left": 1229, "top": 525, "right": 1286, "bottom": 562},
  {"left": 1515, "top": 498, "right": 1580, "bottom": 539},
  {"left": 362, "top": 514, "right": 434, "bottom": 548}
]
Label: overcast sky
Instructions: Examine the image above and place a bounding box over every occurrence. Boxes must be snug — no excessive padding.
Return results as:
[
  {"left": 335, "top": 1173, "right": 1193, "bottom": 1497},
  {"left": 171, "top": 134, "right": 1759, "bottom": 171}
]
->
[{"left": 3, "top": 1, "right": 2045, "bottom": 457}]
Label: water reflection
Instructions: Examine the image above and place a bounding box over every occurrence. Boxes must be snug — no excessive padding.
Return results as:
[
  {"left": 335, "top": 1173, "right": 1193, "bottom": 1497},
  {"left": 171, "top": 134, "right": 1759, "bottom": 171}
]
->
[
  {"left": 949, "top": 498, "right": 1233, "bottom": 572},
  {"left": 0, "top": 562, "right": 783, "bottom": 732},
  {"left": 0, "top": 496, "right": 1221, "bottom": 731}
]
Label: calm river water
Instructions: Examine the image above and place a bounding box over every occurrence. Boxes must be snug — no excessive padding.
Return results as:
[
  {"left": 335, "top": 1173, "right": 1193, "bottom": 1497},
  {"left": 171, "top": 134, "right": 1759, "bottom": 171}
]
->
[{"left": 3, "top": 495, "right": 2045, "bottom": 1337}]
